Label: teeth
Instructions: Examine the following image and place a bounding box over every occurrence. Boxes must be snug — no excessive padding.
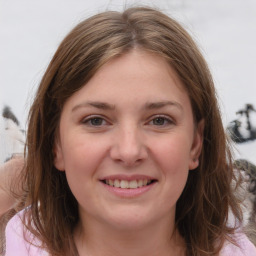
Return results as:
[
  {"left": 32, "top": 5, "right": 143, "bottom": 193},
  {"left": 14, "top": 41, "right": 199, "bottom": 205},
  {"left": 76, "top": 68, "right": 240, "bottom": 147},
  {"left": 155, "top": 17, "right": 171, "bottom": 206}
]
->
[
  {"left": 105, "top": 179, "right": 153, "bottom": 189},
  {"left": 129, "top": 180, "right": 138, "bottom": 189},
  {"left": 120, "top": 180, "right": 128, "bottom": 188},
  {"left": 138, "top": 180, "right": 143, "bottom": 187},
  {"left": 114, "top": 180, "right": 119, "bottom": 187}
]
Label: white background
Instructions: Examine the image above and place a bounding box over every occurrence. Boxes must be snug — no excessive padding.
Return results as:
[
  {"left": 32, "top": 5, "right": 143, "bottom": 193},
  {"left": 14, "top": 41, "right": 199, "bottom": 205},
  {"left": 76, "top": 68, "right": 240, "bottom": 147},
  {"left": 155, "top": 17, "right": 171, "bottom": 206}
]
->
[{"left": 1, "top": 0, "right": 256, "bottom": 162}]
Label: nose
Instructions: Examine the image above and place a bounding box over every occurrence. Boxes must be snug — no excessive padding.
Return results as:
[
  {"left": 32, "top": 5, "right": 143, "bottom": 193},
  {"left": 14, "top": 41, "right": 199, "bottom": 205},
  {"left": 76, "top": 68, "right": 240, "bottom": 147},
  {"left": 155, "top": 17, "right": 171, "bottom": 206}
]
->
[{"left": 109, "top": 124, "right": 148, "bottom": 167}]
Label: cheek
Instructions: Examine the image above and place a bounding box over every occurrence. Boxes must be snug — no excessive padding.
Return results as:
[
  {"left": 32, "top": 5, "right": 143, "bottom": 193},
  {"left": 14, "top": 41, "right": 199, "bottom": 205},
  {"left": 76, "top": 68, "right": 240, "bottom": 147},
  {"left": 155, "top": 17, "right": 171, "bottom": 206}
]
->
[
  {"left": 153, "top": 138, "right": 190, "bottom": 202},
  {"left": 151, "top": 134, "right": 192, "bottom": 173},
  {"left": 62, "top": 138, "right": 106, "bottom": 203},
  {"left": 61, "top": 136, "right": 100, "bottom": 173},
  {"left": 151, "top": 134, "right": 191, "bottom": 199}
]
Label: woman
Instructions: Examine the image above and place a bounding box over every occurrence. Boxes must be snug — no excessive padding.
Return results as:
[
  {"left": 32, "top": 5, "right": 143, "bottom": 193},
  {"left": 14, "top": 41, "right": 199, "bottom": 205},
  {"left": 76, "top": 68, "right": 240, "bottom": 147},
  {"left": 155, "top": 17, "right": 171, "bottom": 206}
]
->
[{"left": 4, "top": 6, "right": 256, "bottom": 256}]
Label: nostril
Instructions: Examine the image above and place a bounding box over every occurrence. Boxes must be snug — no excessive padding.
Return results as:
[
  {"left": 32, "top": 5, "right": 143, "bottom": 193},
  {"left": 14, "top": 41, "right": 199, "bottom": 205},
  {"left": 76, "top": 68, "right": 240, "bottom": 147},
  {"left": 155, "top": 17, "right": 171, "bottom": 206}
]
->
[
  {"left": 110, "top": 147, "right": 148, "bottom": 167},
  {"left": 109, "top": 130, "right": 148, "bottom": 165}
]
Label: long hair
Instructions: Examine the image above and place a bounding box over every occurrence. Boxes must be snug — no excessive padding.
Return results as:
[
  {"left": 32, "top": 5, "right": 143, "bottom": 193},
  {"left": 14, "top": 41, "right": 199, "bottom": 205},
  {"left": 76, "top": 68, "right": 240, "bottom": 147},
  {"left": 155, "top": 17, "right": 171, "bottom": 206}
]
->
[{"left": 12, "top": 7, "right": 241, "bottom": 255}]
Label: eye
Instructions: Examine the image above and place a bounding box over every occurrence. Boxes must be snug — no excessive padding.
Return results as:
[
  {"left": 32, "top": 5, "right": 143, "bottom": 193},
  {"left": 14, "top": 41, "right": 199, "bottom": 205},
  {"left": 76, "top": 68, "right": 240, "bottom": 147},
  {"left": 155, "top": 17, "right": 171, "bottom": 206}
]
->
[
  {"left": 82, "top": 116, "right": 107, "bottom": 127},
  {"left": 148, "top": 115, "right": 174, "bottom": 127}
]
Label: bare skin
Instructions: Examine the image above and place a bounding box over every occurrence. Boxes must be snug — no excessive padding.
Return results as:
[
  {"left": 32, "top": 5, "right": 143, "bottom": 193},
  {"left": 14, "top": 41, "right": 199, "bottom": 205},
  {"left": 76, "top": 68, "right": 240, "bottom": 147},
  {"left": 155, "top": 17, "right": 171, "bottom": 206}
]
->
[
  {"left": 54, "top": 50, "right": 202, "bottom": 256},
  {"left": 0, "top": 156, "right": 24, "bottom": 216},
  {"left": 74, "top": 214, "right": 186, "bottom": 256}
]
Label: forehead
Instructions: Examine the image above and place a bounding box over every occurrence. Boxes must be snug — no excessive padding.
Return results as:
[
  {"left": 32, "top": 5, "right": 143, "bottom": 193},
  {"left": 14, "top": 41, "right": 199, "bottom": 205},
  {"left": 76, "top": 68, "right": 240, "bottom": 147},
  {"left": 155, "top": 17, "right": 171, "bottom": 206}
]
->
[
  {"left": 95, "top": 50, "right": 184, "bottom": 89},
  {"left": 63, "top": 49, "right": 191, "bottom": 113}
]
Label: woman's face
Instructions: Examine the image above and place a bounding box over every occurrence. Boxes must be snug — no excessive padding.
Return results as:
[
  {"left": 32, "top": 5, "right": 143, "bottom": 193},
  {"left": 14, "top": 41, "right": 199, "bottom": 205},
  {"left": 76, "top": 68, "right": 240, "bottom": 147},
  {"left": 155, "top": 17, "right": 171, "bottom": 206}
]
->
[{"left": 54, "top": 50, "right": 203, "bottom": 231}]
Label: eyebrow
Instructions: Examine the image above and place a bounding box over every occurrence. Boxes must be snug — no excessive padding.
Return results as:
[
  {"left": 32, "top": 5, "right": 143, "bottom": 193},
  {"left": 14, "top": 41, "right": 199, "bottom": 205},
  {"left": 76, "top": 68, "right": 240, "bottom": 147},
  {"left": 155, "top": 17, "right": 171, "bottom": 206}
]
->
[
  {"left": 144, "top": 101, "right": 183, "bottom": 111},
  {"left": 72, "top": 100, "right": 183, "bottom": 112},
  {"left": 72, "top": 101, "right": 115, "bottom": 112}
]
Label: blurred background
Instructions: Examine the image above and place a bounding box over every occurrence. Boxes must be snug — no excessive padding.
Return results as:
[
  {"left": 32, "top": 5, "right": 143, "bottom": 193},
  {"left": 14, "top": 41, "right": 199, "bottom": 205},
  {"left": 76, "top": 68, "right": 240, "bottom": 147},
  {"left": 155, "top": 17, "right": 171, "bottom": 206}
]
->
[{"left": 1, "top": 0, "right": 256, "bottom": 163}]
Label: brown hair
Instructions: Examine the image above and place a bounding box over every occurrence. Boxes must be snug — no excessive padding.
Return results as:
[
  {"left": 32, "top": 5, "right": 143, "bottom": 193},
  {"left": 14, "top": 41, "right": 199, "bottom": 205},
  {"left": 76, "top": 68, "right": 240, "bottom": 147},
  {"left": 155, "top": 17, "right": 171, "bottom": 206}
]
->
[{"left": 10, "top": 6, "right": 242, "bottom": 255}]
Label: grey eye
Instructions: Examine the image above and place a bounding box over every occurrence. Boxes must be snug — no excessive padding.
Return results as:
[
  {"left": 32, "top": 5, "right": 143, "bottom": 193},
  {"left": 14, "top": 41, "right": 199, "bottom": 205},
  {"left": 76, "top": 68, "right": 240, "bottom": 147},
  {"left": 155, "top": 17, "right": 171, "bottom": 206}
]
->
[
  {"left": 89, "top": 118, "right": 104, "bottom": 126},
  {"left": 152, "top": 117, "right": 170, "bottom": 126},
  {"left": 82, "top": 116, "right": 106, "bottom": 126}
]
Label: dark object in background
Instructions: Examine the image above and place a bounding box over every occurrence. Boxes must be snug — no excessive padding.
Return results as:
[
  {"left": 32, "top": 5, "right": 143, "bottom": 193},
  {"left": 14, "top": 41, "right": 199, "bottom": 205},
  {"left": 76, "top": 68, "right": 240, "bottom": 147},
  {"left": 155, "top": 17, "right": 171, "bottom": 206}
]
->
[
  {"left": 227, "top": 104, "right": 256, "bottom": 143},
  {"left": 2, "top": 106, "right": 20, "bottom": 126},
  {"left": 234, "top": 159, "right": 256, "bottom": 195},
  {"left": 234, "top": 159, "right": 256, "bottom": 245}
]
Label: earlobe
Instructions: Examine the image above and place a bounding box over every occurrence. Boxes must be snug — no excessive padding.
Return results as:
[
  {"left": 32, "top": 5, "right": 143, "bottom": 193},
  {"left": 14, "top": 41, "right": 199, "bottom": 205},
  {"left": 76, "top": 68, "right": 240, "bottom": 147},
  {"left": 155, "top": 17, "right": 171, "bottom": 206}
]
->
[
  {"left": 189, "top": 158, "right": 200, "bottom": 170},
  {"left": 53, "top": 141, "right": 65, "bottom": 171},
  {"left": 189, "top": 119, "right": 204, "bottom": 170}
]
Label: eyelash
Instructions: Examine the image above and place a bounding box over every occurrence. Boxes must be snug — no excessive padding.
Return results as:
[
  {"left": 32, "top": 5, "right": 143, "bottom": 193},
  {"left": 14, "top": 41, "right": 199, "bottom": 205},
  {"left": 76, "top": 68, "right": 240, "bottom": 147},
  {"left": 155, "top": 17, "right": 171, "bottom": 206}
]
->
[
  {"left": 147, "top": 115, "right": 174, "bottom": 127},
  {"left": 81, "top": 115, "right": 174, "bottom": 128},
  {"left": 81, "top": 116, "right": 109, "bottom": 127}
]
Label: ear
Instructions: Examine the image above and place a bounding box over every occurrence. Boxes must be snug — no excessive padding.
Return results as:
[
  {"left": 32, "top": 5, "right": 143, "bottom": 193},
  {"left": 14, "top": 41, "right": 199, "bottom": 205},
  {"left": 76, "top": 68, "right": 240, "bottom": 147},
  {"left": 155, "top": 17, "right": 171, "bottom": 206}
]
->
[
  {"left": 53, "top": 139, "right": 65, "bottom": 171},
  {"left": 189, "top": 119, "right": 204, "bottom": 170}
]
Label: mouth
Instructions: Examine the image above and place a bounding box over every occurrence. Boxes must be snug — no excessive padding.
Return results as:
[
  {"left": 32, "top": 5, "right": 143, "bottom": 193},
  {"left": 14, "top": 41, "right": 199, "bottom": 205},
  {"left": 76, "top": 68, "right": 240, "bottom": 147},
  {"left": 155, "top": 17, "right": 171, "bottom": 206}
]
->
[{"left": 100, "top": 179, "right": 157, "bottom": 189}]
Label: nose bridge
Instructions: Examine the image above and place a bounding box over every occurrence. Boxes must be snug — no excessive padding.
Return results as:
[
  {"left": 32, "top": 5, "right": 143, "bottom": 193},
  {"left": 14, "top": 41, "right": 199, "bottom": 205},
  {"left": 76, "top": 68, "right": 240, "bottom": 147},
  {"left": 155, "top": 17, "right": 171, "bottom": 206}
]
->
[{"left": 110, "top": 121, "right": 147, "bottom": 165}]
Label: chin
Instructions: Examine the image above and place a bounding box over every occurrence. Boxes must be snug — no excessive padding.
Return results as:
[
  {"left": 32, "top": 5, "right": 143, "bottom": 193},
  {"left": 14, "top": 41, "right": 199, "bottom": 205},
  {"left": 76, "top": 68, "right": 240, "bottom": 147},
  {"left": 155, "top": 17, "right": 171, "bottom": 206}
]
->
[{"left": 99, "top": 205, "right": 163, "bottom": 231}]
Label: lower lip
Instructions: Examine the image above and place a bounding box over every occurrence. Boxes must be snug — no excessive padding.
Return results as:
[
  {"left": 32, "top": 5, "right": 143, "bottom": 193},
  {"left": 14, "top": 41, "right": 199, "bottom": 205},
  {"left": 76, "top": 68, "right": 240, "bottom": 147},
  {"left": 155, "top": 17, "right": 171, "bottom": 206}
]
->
[{"left": 101, "top": 182, "right": 156, "bottom": 198}]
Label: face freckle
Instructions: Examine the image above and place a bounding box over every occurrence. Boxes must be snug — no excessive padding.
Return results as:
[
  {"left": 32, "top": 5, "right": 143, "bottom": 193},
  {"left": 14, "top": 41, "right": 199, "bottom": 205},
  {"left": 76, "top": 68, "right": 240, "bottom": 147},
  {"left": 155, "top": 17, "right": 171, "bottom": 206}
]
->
[{"left": 54, "top": 49, "right": 203, "bottom": 231}]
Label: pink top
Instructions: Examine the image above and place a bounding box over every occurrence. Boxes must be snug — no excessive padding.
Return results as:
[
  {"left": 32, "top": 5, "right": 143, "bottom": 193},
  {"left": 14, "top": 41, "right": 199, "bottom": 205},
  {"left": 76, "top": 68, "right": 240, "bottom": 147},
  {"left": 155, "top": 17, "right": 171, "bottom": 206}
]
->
[
  {"left": 5, "top": 212, "right": 256, "bottom": 256},
  {"left": 5, "top": 212, "right": 48, "bottom": 256}
]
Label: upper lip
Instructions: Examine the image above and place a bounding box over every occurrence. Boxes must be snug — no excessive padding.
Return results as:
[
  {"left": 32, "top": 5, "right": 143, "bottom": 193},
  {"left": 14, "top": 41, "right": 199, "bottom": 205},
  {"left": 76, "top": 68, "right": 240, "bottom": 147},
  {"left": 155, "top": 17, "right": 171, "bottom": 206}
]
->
[{"left": 99, "top": 174, "right": 157, "bottom": 181}]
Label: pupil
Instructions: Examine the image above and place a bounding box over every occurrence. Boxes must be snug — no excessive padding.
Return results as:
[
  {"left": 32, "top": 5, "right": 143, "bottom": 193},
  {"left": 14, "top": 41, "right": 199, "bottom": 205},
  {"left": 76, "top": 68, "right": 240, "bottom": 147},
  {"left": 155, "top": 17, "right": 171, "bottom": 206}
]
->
[
  {"left": 154, "top": 117, "right": 164, "bottom": 125},
  {"left": 91, "top": 118, "right": 102, "bottom": 125}
]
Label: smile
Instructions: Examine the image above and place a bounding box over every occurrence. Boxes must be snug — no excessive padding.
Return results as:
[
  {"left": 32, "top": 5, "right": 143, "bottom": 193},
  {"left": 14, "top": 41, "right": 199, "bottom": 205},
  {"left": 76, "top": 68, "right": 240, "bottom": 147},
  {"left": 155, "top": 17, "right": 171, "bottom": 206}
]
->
[{"left": 102, "top": 179, "right": 156, "bottom": 189}]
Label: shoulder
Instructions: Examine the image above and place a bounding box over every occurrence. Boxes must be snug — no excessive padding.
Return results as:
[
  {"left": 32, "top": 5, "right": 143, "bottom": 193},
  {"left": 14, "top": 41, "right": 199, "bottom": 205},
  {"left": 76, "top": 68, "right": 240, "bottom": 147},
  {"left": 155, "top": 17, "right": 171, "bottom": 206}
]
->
[
  {"left": 5, "top": 209, "right": 49, "bottom": 256},
  {"left": 220, "top": 231, "right": 256, "bottom": 256}
]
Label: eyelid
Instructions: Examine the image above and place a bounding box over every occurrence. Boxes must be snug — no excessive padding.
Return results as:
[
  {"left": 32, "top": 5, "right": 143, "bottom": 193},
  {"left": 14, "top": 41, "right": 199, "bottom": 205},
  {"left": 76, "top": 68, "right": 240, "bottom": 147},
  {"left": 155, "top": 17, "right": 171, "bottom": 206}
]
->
[
  {"left": 81, "top": 115, "right": 111, "bottom": 126},
  {"left": 146, "top": 114, "right": 175, "bottom": 126}
]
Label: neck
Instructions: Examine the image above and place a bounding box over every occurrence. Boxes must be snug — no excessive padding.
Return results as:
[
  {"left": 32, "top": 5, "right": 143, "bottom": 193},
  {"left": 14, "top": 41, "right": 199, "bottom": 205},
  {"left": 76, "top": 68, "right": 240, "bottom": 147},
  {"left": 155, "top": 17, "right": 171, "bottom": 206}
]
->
[{"left": 74, "top": 215, "right": 186, "bottom": 256}]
